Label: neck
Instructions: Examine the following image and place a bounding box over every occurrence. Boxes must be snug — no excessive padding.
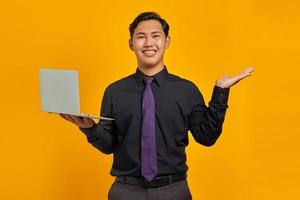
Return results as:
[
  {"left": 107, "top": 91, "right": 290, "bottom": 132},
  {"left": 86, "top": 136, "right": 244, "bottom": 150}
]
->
[{"left": 138, "top": 63, "right": 165, "bottom": 76}]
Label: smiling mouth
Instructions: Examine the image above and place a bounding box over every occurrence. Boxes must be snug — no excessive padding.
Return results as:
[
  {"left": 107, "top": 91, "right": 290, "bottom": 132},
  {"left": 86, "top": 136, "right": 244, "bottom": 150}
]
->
[{"left": 142, "top": 50, "right": 157, "bottom": 57}]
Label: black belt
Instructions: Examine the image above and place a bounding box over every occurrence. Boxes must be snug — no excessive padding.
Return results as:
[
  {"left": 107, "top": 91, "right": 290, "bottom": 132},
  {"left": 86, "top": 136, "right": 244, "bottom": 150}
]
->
[{"left": 115, "top": 173, "right": 187, "bottom": 188}]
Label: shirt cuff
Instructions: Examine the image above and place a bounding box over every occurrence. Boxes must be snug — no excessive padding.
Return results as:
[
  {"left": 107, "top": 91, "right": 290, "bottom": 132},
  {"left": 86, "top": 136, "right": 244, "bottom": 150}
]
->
[{"left": 211, "top": 85, "right": 230, "bottom": 105}]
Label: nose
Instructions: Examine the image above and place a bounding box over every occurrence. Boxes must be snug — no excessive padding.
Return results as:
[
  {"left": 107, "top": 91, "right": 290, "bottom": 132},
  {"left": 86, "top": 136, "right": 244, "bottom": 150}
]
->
[{"left": 144, "top": 36, "right": 153, "bottom": 47}]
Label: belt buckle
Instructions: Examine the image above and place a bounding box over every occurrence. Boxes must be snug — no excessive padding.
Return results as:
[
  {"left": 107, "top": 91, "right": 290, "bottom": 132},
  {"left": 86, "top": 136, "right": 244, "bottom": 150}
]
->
[
  {"left": 142, "top": 176, "right": 169, "bottom": 188},
  {"left": 142, "top": 177, "right": 158, "bottom": 188}
]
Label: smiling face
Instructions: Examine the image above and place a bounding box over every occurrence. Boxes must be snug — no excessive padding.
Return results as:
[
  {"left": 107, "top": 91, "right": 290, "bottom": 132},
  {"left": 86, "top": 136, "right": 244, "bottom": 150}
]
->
[{"left": 129, "top": 19, "right": 170, "bottom": 70}]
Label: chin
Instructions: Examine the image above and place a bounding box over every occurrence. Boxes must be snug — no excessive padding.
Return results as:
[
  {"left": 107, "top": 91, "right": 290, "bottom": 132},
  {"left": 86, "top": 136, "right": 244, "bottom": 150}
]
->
[
  {"left": 140, "top": 61, "right": 161, "bottom": 68},
  {"left": 139, "top": 57, "right": 163, "bottom": 68}
]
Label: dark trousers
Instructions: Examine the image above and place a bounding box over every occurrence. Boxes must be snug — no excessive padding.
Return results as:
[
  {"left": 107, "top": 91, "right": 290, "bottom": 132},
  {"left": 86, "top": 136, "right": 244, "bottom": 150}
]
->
[{"left": 108, "top": 179, "right": 192, "bottom": 200}]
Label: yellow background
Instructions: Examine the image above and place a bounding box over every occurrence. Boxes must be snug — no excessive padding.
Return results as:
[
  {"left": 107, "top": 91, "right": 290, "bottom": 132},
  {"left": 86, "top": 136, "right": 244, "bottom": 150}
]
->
[{"left": 1, "top": 0, "right": 299, "bottom": 199}]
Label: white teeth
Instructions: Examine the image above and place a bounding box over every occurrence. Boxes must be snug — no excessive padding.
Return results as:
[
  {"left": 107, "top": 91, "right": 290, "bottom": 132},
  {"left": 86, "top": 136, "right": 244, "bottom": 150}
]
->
[{"left": 143, "top": 50, "right": 156, "bottom": 56}]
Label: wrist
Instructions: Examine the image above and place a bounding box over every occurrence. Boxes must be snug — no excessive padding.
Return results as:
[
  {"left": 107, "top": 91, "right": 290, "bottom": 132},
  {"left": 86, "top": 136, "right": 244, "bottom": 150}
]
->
[{"left": 215, "top": 83, "right": 227, "bottom": 89}]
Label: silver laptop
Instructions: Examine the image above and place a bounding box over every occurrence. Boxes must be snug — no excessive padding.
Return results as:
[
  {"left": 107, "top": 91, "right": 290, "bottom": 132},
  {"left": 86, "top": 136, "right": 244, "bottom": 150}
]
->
[{"left": 39, "top": 69, "right": 114, "bottom": 120}]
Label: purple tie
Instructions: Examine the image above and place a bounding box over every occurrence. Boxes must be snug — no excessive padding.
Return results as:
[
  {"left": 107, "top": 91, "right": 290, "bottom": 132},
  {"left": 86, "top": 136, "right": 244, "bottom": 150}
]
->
[{"left": 141, "top": 77, "right": 157, "bottom": 182}]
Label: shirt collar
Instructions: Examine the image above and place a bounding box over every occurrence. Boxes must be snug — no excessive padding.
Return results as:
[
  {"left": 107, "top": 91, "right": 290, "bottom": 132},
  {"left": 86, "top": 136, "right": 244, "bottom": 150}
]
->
[{"left": 134, "top": 65, "right": 168, "bottom": 87}]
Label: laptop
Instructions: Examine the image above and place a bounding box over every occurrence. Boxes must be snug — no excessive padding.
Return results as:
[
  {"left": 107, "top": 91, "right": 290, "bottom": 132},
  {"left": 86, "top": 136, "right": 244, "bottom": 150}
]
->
[{"left": 39, "top": 69, "right": 114, "bottom": 120}]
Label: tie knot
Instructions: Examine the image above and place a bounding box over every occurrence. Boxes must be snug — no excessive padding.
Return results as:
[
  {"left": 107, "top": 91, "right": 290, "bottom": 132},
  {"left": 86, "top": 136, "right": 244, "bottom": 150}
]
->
[{"left": 144, "top": 77, "right": 154, "bottom": 85}]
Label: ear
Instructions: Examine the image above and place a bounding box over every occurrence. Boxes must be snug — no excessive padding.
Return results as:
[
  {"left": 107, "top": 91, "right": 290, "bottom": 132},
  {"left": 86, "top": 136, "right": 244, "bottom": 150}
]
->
[
  {"left": 165, "top": 36, "right": 170, "bottom": 49},
  {"left": 129, "top": 39, "right": 133, "bottom": 51}
]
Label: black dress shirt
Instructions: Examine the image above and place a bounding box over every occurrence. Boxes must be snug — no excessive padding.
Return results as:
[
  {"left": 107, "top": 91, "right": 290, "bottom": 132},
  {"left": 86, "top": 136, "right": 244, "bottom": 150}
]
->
[{"left": 79, "top": 66, "right": 230, "bottom": 177}]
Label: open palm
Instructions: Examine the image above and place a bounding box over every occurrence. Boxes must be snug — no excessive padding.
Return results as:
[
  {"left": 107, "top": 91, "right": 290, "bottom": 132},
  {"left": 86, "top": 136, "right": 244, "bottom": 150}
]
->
[{"left": 215, "top": 67, "right": 255, "bottom": 88}]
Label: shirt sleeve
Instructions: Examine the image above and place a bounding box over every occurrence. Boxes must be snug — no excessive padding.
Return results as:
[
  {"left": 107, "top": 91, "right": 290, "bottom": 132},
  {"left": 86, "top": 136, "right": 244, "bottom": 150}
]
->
[
  {"left": 79, "top": 86, "right": 117, "bottom": 154},
  {"left": 188, "top": 84, "right": 230, "bottom": 146}
]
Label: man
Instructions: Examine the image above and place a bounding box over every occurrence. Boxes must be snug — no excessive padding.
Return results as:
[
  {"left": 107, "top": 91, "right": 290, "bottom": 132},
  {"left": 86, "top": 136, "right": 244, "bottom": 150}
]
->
[{"left": 60, "top": 12, "right": 254, "bottom": 200}]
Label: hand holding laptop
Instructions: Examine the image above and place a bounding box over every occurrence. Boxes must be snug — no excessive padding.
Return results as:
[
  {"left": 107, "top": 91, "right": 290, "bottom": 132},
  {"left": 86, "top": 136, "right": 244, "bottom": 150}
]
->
[{"left": 60, "top": 114, "right": 95, "bottom": 128}]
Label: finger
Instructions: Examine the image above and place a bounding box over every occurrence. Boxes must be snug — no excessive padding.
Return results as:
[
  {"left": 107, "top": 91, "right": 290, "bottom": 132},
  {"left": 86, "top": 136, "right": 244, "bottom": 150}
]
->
[
  {"left": 237, "top": 67, "right": 254, "bottom": 79},
  {"left": 69, "top": 115, "right": 83, "bottom": 124},
  {"left": 83, "top": 117, "right": 94, "bottom": 125},
  {"left": 231, "top": 71, "right": 250, "bottom": 84},
  {"left": 242, "top": 67, "right": 255, "bottom": 75},
  {"left": 61, "top": 114, "right": 77, "bottom": 124},
  {"left": 83, "top": 117, "right": 91, "bottom": 122},
  {"left": 60, "top": 113, "right": 72, "bottom": 121}
]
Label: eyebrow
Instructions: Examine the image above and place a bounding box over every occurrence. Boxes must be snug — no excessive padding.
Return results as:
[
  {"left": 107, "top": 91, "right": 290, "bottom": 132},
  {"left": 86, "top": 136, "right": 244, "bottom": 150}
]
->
[
  {"left": 135, "top": 31, "right": 162, "bottom": 35},
  {"left": 151, "top": 31, "right": 162, "bottom": 34}
]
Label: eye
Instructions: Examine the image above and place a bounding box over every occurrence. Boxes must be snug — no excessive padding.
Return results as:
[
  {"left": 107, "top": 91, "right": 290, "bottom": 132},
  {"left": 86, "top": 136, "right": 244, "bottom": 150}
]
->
[{"left": 153, "top": 35, "right": 160, "bottom": 38}]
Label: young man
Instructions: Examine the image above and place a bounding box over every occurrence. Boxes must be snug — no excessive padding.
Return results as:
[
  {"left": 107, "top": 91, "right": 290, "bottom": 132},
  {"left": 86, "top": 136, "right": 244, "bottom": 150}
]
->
[{"left": 60, "top": 12, "right": 254, "bottom": 200}]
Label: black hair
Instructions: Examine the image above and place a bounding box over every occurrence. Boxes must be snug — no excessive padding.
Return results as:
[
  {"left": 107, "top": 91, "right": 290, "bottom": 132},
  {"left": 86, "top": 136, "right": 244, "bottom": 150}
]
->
[{"left": 129, "top": 12, "right": 169, "bottom": 38}]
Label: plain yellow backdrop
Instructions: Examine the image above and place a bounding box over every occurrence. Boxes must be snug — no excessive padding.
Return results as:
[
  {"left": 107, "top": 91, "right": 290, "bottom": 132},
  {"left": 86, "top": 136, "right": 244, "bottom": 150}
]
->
[{"left": 1, "top": 0, "right": 299, "bottom": 199}]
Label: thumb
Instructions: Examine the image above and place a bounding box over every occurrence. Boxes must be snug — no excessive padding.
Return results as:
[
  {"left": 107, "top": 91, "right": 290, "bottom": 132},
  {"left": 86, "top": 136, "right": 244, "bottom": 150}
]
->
[{"left": 83, "top": 117, "right": 94, "bottom": 125}]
